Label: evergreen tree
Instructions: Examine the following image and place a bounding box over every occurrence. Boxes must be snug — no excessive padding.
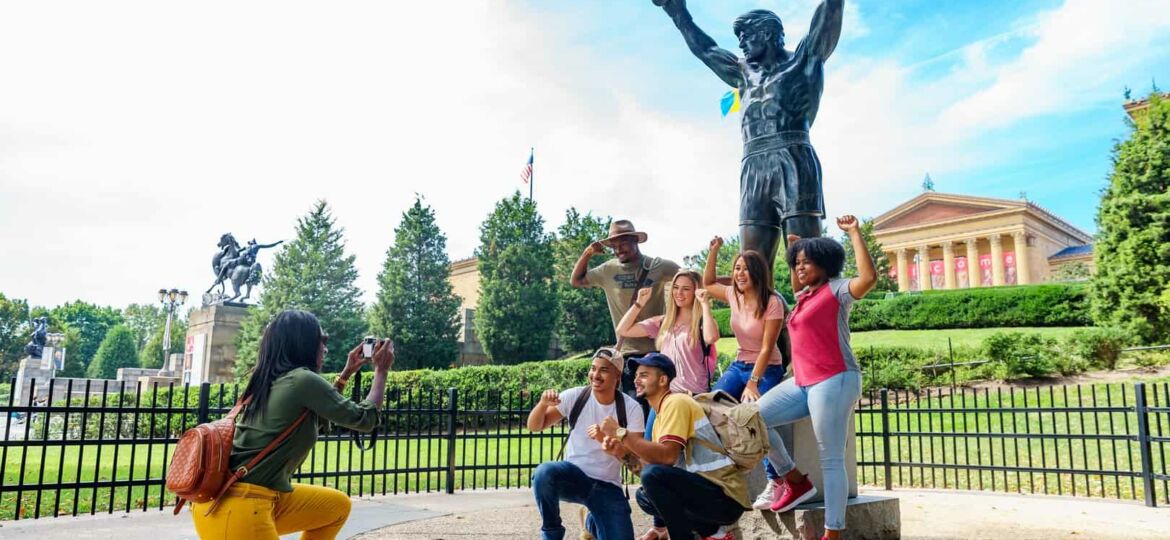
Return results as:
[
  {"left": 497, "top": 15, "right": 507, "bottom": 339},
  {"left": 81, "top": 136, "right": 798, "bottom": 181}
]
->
[
  {"left": 49, "top": 301, "right": 124, "bottom": 377},
  {"left": 474, "top": 192, "right": 558, "bottom": 364},
  {"left": 369, "top": 196, "right": 461, "bottom": 370},
  {"left": 86, "top": 325, "right": 139, "bottom": 379},
  {"left": 553, "top": 209, "right": 614, "bottom": 353},
  {"left": 234, "top": 200, "right": 367, "bottom": 378},
  {"left": 1092, "top": 92, "right": 1170, "bottom": 343},
  {"left": 841, "top": 218, "right": 896, "bottom": 293}
]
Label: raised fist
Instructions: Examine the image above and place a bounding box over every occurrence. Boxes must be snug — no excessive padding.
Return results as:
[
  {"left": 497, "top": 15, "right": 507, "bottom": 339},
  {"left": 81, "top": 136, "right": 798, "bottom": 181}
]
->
[
  {"left": 836, "top": 215, "right": 860, "bottom": 233},
  {"left": 539, "top": 389, "right": 560, "bottom": 407},
  {"left": 587, "top": 241, "right": 606, "bottom": 256},
  {"left": 696, "top": 289, "right": 710, "bottom": 305},
  {"left": 709, "top": 236, "right": 724, "bottom": 252},
  {"left": 636, "top": 287, "right": 653, "bottom": 307}
]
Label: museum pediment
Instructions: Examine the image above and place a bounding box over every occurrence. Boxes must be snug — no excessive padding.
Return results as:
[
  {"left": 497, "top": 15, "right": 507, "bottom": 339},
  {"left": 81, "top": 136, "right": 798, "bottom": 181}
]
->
[{"left": 874, "top": 193, "right": 1022, "bottom": 231}]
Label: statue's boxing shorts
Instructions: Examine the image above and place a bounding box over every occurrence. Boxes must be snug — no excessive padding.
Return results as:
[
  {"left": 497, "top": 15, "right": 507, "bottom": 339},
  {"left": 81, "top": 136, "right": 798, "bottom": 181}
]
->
[{"left": 739, "top": 130, "right": 825, "bottom": 229}]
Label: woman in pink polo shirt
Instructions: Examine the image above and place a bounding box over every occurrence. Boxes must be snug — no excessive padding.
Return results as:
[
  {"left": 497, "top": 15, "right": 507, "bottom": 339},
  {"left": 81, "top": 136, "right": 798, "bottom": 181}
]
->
[{"left": 754, "top": 215, "right": 876, "bottom": 540}]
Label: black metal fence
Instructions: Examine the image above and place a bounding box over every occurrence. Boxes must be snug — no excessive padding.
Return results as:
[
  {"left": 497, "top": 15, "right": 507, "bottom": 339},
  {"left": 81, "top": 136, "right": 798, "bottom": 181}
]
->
[
  {"left": 0, "top": 377, "right": 567, "bottom": 521},
  {"left": 1, "top": 377, "right": 1168, "bottom": 522},
  {"left": 855, "top": 381, "right": 1170, "bottom": 506}
]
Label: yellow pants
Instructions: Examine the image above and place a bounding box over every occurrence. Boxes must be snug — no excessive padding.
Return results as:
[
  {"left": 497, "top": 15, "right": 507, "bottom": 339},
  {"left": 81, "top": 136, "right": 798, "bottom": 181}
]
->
[{"left": 190, "top": 482, "right": 351, "bottom": 540}]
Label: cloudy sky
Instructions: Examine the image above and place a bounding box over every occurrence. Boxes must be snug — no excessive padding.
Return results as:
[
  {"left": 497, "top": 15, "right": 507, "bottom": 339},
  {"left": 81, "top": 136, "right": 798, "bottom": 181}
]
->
[{"left": 2, "top": 0, "right": 1169, "bottom": 309}]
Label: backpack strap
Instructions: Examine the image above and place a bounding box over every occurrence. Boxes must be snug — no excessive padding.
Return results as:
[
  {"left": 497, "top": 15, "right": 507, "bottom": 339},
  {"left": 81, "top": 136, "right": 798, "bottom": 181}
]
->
[
  {"left": 614, "top": 256, "right": 652, "bottom": 352},
  {"left": 556, "top": 388, "right": 592, "bottom": 461},
  {"left": 200, "top": 404, "right": 310, "bottom": 517}
]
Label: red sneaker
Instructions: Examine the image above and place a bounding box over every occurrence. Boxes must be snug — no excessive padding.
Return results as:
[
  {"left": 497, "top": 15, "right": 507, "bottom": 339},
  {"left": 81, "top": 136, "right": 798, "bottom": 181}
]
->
[{"left": 770, "top": 475, "right": 817, "bottom": 513}]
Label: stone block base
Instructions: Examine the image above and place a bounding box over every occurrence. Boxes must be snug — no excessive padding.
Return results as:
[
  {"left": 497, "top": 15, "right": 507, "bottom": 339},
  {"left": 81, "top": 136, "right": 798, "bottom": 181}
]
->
[{"left": 737, "top": 495, "right": 900, "bottom": 540}]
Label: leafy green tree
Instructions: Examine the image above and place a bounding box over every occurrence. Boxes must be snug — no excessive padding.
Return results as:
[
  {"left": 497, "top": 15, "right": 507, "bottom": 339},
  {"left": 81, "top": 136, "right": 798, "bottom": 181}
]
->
[
  {"left": 369, "top": 197, "right": 462, "bottom": 370},
  {"left": 234, "top": 200, "right": 367, "bottom": 378},
  {"left": 122, "top": 303, "right": 164, "bottom": 352},
  {"left": 139, "top": 315, "right": 187, "bottom": 369},
  {"left": 841, "top": 218, "right": 897, "bottom": 293},
  {"left": 86, "top": 325, "right": 140, "bottom": 379},
  {"left": 1092, "top": 92, "right": 1170, "bottom": 343},
  {"left": 0, "top": 293, "right": 32, "bottom": 379},
  {"left": 553, "top": 208, "right": 614, "bottom": 353},
  {"left": 474, "top": 192, "right": 558, "bottom": 364},
  {"left": 48, "top": 302, "right": 124, "bottom": 377}
]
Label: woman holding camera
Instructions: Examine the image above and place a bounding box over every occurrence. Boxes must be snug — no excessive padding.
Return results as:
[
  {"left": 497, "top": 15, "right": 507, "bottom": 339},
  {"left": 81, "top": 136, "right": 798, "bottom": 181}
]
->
[{"left": 190, "top": 309, "right": 393, "bottom": 540}]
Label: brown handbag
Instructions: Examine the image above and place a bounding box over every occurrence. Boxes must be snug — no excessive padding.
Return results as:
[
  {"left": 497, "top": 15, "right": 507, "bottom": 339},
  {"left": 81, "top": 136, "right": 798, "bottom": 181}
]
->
[{"left": 166, "top": 396, "right": 309, "bottom": 516}]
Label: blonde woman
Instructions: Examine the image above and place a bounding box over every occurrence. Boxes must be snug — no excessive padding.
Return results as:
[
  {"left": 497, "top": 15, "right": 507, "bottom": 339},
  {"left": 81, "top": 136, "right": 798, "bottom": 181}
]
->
[{"left": 617, "top": 269, "right": 719, "bottom": 394}]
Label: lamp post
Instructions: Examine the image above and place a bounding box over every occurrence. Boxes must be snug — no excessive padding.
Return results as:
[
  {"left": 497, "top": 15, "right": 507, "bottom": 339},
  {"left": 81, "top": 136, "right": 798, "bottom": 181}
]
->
[{"left": 158, "top": 288, "right": 188, "bottom": 371}]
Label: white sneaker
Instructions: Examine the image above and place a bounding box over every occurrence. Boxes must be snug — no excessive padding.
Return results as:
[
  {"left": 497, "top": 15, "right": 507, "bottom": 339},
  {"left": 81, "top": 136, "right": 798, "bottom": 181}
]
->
[{"left": 751, "top": 480, "right": 781, "bottom": 510}]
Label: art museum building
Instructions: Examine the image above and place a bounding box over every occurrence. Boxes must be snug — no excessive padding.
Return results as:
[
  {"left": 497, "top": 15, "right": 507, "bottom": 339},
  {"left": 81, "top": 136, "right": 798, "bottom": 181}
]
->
[{"left": 872, "top": 192, "right": 1094, "bottom": 292}]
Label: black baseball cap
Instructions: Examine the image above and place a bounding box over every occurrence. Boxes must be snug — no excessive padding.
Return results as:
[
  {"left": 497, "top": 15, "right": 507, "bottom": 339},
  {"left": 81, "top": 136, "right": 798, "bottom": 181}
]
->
[{"left": 628, "top": 352, "right": 676, "bottom": 381}]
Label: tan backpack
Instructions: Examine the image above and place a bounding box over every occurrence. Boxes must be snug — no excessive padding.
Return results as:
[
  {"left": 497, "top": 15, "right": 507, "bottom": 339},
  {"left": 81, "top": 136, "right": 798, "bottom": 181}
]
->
[
  {"left": 165, "top": 397, "right": 307, "bottom": 516},
  {"left": 691, "top": 390, "right": 770, "bottom": 471}
]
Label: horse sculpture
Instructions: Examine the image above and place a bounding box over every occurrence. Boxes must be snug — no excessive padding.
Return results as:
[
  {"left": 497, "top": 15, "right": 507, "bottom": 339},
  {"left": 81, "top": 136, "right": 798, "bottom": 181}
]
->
[{"left": 206, "top": 233, "right": 282, "bottom": 303}]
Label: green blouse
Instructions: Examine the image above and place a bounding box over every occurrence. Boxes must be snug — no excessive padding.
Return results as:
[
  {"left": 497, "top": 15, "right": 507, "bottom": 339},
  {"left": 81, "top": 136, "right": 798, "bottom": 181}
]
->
[{"left": 230, "top": 367, "right": 380, "bottom": 492}]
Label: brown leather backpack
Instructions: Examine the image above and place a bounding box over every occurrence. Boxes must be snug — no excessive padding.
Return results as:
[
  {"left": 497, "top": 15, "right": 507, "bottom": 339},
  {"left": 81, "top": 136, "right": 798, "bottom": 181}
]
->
[{"left": 166, "top": 396, "right": 308, "bottom": 516}]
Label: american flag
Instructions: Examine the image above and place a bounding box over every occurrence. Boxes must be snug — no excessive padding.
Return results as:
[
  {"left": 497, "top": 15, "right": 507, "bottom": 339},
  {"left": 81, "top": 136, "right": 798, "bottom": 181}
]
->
[{"left": 520, "top": 150, "right": 533, "bottom": 184}]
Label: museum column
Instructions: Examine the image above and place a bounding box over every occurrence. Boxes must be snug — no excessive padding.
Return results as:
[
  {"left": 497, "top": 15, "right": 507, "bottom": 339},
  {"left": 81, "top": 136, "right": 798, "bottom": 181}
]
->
[
  {"left": 989, "top": 234, "right": 1005, "bottom": 286},
  {"left": 895, "top": 249, "right": 910, "bottom": 292},
  {"left": 1013, "top": 231, "right": 1031, "bottom": 285},
  {"left": 917, "top": 244, "right": 932, "bottom": 291},
  {"left": 964, "top": 238, "right": 980, "bottom": 288},
  {"left": 942, "top": 241, "right": 957, "bottom": 290}
]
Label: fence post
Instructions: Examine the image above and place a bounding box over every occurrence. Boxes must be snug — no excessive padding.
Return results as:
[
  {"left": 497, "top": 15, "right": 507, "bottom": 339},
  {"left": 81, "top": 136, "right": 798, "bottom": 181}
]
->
[
  {"left": 880, "top": 389, "right": 892, "bottom": 491},
  {"left": 1134, "top": 382, "right": 1156, "bottom": 507},
  {"left": 196, "top": 382, "right": 211, "bottom": 424},
  {"left": 446, "top": 387, "right": 458, "bottom": 495}
]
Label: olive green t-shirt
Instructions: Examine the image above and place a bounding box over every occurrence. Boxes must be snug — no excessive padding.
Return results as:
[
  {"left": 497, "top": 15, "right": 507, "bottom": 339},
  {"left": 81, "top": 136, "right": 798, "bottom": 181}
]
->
[
  {"left": 585, "top": 255, "right": 680, "bottom": 356},
  {"left": 231, "top": 367, "right": 380, "bottom": 492}
]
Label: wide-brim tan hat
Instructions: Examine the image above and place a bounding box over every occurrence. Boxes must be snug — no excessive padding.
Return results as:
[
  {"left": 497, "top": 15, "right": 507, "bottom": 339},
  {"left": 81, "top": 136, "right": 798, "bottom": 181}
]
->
[{"left": 601, "top": 220, "right": 648, "bottom": 247}]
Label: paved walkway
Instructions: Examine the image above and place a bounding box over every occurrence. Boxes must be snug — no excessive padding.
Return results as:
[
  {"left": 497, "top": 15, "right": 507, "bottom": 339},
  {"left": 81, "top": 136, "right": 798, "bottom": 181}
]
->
[{"left": 1, "top": 488, "right": 1167, "bottom": 539}]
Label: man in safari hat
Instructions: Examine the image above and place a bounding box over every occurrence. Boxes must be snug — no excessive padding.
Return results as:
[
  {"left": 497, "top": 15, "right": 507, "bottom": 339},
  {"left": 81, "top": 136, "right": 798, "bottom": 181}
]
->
[{"left": 571, "top": 220, "right": 679, "bottom": 411}]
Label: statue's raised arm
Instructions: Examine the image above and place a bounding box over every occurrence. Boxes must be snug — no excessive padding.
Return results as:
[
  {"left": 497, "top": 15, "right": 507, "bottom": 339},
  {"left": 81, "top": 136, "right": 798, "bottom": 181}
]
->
[
  {"left": 655, "top": 0, "right": 744, "bottom": 89},
  {"left": 804, "top": 0, "right": 844, "bottom": 63}
]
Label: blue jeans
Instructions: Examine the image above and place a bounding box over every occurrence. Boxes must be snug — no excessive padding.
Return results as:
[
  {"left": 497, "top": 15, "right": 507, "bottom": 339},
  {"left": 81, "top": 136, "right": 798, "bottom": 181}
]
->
[
  {"left": 636, "top": 464, "right": 744, "bottom": 538},
  {"left": 713, "top": 361, "right": 790, "bottom": 480},
  {"left": 532, "top": 461, "right": 634, "bottom": 540},
  {"left": 756, "top": 370, "right": 862, "bottom": 531}
]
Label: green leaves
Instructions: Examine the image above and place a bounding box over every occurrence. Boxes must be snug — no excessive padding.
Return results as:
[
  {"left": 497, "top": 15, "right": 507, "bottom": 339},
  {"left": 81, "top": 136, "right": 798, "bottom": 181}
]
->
[
  {"left": 1092, "top": 92, "right": 1170, "bottom": 343},
  {"left": 553, "top": 208, "right": 614, "bottom": 353},
  {"left": 369, "top": 197, "right": 462, "bottom": 370},
  {"left": 234, "top": 200, "right": 367, "bottom": 378},
  {"left": 86, "top": 325, "right": 139, "bottom": 379},
  {"left": 474, "top": 192, "right": 558, "bottom": 364}
]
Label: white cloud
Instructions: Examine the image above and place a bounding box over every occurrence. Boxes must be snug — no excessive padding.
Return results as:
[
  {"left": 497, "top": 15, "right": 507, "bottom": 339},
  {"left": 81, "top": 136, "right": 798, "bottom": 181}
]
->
[
  {"left": 1, "top": 0, "right": 1166, "bottom": 309},
  {"left": 941, "top": 0, "right": 1170, "bottom": 130}
]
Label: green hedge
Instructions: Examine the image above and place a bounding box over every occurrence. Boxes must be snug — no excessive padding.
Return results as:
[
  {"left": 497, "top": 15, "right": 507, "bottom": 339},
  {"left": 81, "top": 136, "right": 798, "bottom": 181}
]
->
[{"left": 851, "top": 283, "right": 1091, "bottom": 331}]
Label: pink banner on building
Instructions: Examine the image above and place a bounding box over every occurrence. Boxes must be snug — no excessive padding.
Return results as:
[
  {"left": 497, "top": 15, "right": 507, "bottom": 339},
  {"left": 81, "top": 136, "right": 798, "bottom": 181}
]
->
[
  {"left": 955, "top": 256, "right": 969, "bottom": 288},
  {"left": 1004, "top": 251, "right": 1017, "bottom": 285},
  {"left": 929, "top": 260, "right": 945, "bottom": 289},
  {"left": 979, "top": 254, "right": 994, "bottom": 286}
]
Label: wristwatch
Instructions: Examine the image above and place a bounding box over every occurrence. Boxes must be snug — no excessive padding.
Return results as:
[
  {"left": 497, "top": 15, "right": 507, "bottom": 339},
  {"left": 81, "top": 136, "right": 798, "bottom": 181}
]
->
[
  {"left": 749, "top": 374, "right": 761, "bottom": 383},
  {"left": 615, "top": 427, "right": 629, "bottom": 441}
]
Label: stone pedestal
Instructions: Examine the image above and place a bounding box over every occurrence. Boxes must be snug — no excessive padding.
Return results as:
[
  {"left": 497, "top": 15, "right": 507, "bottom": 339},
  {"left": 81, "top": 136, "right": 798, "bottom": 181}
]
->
[
  {"left": 740, "top": 495, "right": 901, "bottom": 539},
  {"left": 12, "top": 357, "right": 53, "bottom": 406},
  {"left": 747, "top": 418, "right": 858, "bottom": 503},
  {"left": 186, "top": 304, "right": 249, "bottom": 384}
]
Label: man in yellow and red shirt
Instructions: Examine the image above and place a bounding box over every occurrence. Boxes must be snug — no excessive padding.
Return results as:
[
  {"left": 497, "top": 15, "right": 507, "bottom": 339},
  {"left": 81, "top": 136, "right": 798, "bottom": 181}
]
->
[{"left": 598, "top": 353, "right": 747, "bottom": 540}]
